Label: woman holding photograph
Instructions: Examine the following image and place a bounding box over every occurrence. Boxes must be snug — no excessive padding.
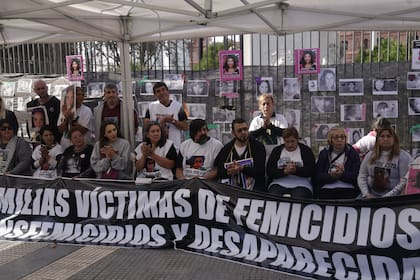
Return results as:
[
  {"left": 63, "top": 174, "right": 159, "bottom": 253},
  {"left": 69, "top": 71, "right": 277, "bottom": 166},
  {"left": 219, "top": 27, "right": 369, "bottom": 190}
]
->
[
  {"left": 266, "top": 127, "right": 316, "bottom": 198},
  {"left": 300, "top": 51, "right": 316, "bottom": 71},
  {"left": 223, "top": 55, "right": 239, "bottom": 74},
  {"left": 135, "top": 122, "right": 177, "bottom": 181},
  {"left": 90, "top": 121, "right": 132, "bottom": 180},
  {"left": 314, "top": 127, "right": 361, "bottom": 199},
  {"left": 358, "top": 128, "right": 412, "bottom": 198},
  {"left": 32, "top": 125, "right": 63, "bottom": 179},
  {"left": 0, "top": 96, "right": 19, "bottom": 134},
  {"left": 59, "top": 126, "right": 94, "bottom": 178}
]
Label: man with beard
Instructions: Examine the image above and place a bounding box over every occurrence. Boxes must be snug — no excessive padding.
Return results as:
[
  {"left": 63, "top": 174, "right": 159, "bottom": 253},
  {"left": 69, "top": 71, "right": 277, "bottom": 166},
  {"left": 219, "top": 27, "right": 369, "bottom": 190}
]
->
[
  {"left": 215, "top": 118, "right": 266, "bottom": 192},
  {"left": 176, "top": 119, "right": 223, "bottom": 180},
  {"left": 93, "top": 83, "right": 139, "bottom": 140}
]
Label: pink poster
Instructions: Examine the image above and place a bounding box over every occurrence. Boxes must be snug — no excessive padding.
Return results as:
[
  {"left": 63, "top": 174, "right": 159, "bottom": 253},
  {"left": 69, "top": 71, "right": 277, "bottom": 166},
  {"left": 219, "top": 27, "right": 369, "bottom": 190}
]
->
[
  {"left": 219, "top": 50, "right": 242, "bottom": 81},
  {"left": 66, "top": 55, "right": 84, "bottom": 81}
]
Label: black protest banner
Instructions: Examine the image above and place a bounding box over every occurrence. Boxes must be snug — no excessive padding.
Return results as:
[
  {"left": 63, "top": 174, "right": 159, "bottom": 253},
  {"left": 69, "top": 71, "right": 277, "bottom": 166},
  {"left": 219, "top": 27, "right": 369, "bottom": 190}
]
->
[{"left": 0, "top": 175, "right": 418, "bottom": 279}]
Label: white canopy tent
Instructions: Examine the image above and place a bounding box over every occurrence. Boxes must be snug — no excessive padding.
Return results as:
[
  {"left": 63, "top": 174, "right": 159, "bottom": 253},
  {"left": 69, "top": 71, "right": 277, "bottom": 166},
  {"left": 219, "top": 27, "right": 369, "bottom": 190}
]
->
[{"left": 1, "top": 0, "right": 420, "bottom": 143}]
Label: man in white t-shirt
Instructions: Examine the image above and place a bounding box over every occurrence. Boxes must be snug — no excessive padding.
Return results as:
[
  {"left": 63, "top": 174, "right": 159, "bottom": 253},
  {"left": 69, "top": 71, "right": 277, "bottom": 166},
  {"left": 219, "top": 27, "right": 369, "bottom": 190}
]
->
[
  {"left": 176, "top": 119, "right": 223, "bottom": 180},
  {"left": 143, "top": 82, "right": 188, "bottom": 149}
]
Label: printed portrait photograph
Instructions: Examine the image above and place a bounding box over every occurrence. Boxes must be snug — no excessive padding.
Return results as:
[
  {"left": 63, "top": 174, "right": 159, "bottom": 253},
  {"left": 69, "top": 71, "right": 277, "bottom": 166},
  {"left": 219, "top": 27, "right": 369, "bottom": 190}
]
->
[
  {"left": 66, "top": 55, "right": 84, "bottom": 81},
  {"left": 408, "top": 97, "right": 420, "bottom": 115},
  {"left": 372, "top": 78, "right": 398, "bottom": 95},
  {"left": 87, "top": 82, "right": 105, "bottom": 98},
  {"left": 187, "top": 80, "right": 209, "bottom": 97},
  {"left": 295, "top": 48, "right": 320, "bottom": 75},
  {"left": 283, "top": 78, "right": 301, "bottom": 101},
  {"left": 58, "top": 86, "right": 77, "bottom": 124},
  {"left": 311, "top": 96, "right": 335, "bottom": 113},
  {"left": 207, "top": 124, "right": 221, "bottom": 141},
  {"left": 255, "top": 77, "right": 273, "bottom": 99},
  {"left": 318, "top": 68, "right": 336, "bottom": 91},
  {"left": 16, "top": 79, "right": 32, "bottom": 94},
  {"left": 170, "top": 94, "right": 182, "bottom": 104},
  {"left": 338, "top": 79, "right": 364, "bottom": 96},
  {"left": 137, "top": 102, "right": 150, "bottom": 118},
  {"left": 373, "top": 100, "right": 398, "bottom": 118},
  {"left": 407, "top": 72, "right": 420, "bottom": 90},
  {"left": 340, "top": 104, "right": 366, "bottom": 121},
  {"left": 141, "top": 80, "right": 160, "bottom": 95},
  {"left": 284, "top": 109, "right": 301, "bottom": 133},
  {"left": 4, "top": 97, "right": 14, "bottom": 111},
  {"left": 308, "top": 80, "right": 318, "bottom": 92},
  {"left": 346, "top": 128, "right": 364, "bottom": 145},
  {"left": 0, "top": 81, "right": 16, "bottom": 97},
  {"left": 221, "top": 133, "right": 232, "bottom": 145},
  {"left": 164, "top": 74, "right": 184, "bottom": 90},
  {"left": 49, "top": 84, "right": 69, "bottom": 99},
  {"left": 412, "top": 148, "right": 420, "bottom": 159},
  {"left": 412, "top": 127, "right": 420, "bottom": 142},
  {"left": 187, "top": 103, "right": 206, "bottom": 120},
  {"left": 314, "top": 123, "right": 338, "bottom": 141},
  {"left": 219, "top": 80, "right": 238, "bottom": 98},
  {"left": 16, "top": 96, "right": 31, "bottom": 111},
  {"left": 219, "top": 50, "right": 242, "bottom": 81},
  {"left": 212, "top": 107, "right": 230, "bottom": 123}
]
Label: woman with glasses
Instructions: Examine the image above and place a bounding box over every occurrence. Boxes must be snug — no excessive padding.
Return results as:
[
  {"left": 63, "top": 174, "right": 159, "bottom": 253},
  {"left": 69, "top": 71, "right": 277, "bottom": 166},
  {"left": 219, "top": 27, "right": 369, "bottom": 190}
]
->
[
  {"left": 358, "top": 128, "right": 412, "bottom": 198},
  {"left": 313, "top": 127, "right": 361, "bottom": 199},
  {"left": 0, "top": 119, "right": 32, "bottom": 175}
]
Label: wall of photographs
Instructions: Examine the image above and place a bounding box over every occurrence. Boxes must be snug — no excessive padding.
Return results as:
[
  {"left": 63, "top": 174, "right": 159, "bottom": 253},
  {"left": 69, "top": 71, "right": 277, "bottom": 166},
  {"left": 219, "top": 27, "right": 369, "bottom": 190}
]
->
[{"left": 1, "top": 60, "right": 419, "bottom": 158}]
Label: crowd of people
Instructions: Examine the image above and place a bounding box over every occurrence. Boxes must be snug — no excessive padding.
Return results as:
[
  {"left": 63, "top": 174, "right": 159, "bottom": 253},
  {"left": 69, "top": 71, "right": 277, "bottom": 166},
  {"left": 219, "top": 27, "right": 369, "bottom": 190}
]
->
[{"left": 0, "top": 79, "right": 417, "bottom": 200}]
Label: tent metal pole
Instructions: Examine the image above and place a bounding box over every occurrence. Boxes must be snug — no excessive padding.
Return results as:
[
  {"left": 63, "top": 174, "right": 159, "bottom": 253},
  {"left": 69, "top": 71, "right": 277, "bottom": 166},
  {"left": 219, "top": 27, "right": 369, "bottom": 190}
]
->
[{"left": 119, "top": 17, "right": 135, "bottom": 148}]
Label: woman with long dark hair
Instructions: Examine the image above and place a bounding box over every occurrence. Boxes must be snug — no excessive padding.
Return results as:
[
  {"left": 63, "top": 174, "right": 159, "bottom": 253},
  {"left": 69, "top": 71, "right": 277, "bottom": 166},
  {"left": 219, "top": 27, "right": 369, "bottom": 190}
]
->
[
  {"left": 90, "top": 121, "right": 132, "bottom": 179},
  {"left": 358, "top": 128, "right": 412, "bottom": 198},
  {"left": 135, "top": 122, "right": 177, "bottom": 180}
]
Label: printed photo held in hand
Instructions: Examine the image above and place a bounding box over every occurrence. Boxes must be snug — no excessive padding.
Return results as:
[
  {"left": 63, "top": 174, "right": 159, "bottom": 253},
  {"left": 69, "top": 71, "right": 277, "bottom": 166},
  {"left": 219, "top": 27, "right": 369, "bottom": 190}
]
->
[
  {"left": 294, "top": 48, "right": 320, "bottom": 75},
  {"left": 219, "top": 50, "right": 242, "bottom": 81},
  {"left": 66, "top": 55, "right": 84, "bottom": 81}
]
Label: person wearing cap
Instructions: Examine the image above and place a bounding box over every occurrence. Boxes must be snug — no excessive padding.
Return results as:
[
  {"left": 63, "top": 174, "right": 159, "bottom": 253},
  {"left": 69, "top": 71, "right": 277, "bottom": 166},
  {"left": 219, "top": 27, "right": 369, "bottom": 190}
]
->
[
  {"left": 0, "top": 119, "right": 32, "bottom": 175},
  {"left": 214, "top": 118, "right": 266, "bottom": 192},
  {"left": 143, "top": 81, "right": 188, "bottom": 149},
  {"left": 176, "top": 119, "right": 223, "bottom": 180}
]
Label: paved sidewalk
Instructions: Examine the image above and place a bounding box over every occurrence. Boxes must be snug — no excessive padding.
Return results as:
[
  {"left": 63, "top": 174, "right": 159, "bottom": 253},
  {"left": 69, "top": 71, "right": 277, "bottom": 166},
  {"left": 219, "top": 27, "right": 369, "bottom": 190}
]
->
[{"left": 0, "top": 241, "right": 304, "bottom": 279}]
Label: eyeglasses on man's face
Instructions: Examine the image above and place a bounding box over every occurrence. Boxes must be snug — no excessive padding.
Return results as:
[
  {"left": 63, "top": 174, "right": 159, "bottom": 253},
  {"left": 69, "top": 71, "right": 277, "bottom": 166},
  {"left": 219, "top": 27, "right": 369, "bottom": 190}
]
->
[{"left": 0, "top": 126, "right": 12, "bottom": 131}]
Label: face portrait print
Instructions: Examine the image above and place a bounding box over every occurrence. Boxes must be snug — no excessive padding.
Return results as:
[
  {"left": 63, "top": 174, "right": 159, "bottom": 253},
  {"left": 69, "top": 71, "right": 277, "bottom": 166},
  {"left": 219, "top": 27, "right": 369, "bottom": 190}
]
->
[
  {"left": 187, "top": 80, "right": 209, "bottom": 97},
  {"left": 373, "top": 100, "right": 398, "bottom": 118},
  {"left": 283, "top": 78, "right": 300, "bottom": 101},
  {"left": 372, "top": 79, "right": 397, "bottom": 95},
  {"left": 318, "top": 68, "right": 336, "bottom": 91},
  {"left": 408, "top": 97, "right": 420, "bottom": 115},
  {"left": 66, "top": 55, "right": 84, "bottom": 81}
]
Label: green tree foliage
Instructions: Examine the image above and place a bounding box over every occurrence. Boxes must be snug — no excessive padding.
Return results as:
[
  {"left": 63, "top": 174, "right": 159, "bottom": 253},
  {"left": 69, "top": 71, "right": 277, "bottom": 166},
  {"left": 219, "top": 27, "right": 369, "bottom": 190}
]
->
[
  {"left": 355, "top": 38, "right": 407, "bottom": 63},
  {"left": 194, "top": 42, "right": 231, "bottom": 71}
]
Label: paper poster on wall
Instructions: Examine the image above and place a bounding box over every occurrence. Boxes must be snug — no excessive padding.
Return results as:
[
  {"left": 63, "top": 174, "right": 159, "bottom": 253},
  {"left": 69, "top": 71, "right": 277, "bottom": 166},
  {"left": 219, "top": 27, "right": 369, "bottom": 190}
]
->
[
  {"left": 411, "top": 40, "right": 420, "bottom": 70},
  {"left": 66, "top": 55, "right": 84, "bottom": 81},
  {"left": 219, "top": 50, "right": 242, "bottom": 81},
  {"left": 294, "top": 48, "right": 320, "bottom": 75}
]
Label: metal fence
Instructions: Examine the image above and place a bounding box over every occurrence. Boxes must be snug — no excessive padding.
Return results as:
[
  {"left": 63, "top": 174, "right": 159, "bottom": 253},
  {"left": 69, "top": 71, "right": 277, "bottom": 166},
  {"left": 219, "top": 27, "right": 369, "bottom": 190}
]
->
[{"left": 1, "top": 31, "right": 418, "bottom": 76}]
